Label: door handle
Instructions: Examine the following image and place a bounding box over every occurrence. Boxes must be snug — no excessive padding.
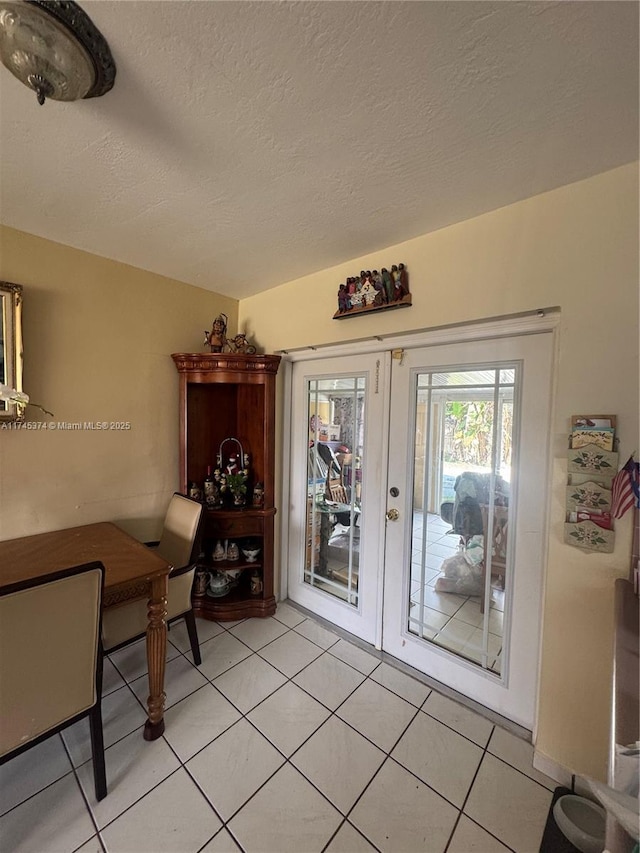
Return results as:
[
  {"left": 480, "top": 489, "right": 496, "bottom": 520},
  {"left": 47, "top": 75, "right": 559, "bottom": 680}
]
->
[{"left": 386, "top": 508, "right": 400, "bottom": 521}]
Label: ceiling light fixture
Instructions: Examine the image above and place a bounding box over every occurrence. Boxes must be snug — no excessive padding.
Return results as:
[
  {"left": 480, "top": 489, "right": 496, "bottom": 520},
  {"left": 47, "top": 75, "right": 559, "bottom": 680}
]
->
[{"left": 0, "top": 0, "right": 115, "bottom": 105}]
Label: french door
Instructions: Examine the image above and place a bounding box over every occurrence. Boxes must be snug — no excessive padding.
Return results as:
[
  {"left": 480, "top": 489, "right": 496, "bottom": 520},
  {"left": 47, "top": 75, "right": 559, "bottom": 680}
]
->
[
  {"left": 382, "top": 333, "right": 553, "bottom": 729},
  {"left": 286, "top": 328, "right": 553, "bottom": 727},
  {"left": 286, "top": 352, "right": 390, "bottom": 644}
]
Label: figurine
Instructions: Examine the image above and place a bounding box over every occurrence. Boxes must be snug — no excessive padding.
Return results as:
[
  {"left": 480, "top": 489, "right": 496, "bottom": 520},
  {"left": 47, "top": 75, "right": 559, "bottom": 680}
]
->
[
  {"left": 398, "top": 262, "right": 409, "bottom": 296},
  {"left": 252, "top": 482, "right": 264, "bottom": 507},
  {"left": 225, "top": 333, "right": 257, "bottom": 354},
  {"left": 381, "top": 268, "right": 394, "bottom": 302},
  {"left": 194, "top": 568, "right": 209, "bottom": 596},
  {"left": 391, "top": 265, "right": 404, "bottom": 301},
  {"left": 204, "top": 314, "right": 228, "bottom": 352},
  {"left": 337, "top": 284, "right": 350, "bottom": 314},
  {"left": 372, "top": 270, "right": 385, "bottom": 303},
  {"left": 250, "top": 570, "right": 263, "bottom": 595},
  {"left": 334, "top": 262, "right": 411, "bottom": 317}
]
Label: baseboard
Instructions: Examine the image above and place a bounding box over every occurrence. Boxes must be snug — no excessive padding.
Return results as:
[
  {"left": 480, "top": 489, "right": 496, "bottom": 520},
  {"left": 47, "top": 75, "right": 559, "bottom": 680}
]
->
[
  {"left": 533, "top": 751, "right": 574, "bottom": 787},
  {"left": 533, "top": 750, "right": 596, "bottom": 800}
]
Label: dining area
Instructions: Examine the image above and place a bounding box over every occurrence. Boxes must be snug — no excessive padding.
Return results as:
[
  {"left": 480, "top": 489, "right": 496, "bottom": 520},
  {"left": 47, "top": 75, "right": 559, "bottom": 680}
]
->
[{"left": 0, "top": 495, "right": 205, "bottom": 807}]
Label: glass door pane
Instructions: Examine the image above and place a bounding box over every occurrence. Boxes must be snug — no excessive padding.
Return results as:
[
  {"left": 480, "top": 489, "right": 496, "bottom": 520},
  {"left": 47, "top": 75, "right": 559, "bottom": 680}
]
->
[
  {"left": 410, "top": 366, "right": 515, "bottom": 674},
  {"left": 305, "top": 376, "right": 365, "bottom": 606}
]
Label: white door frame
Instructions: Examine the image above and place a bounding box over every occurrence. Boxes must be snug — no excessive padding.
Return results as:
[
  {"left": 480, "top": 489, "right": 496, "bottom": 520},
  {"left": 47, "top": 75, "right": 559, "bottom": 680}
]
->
[
  {"left": 279, "top": 313, "right": 558, "bottom": 718},
  {"left": 382, "top": 333, "right": 554, "bottom": 729},
  {"left": 285, "top": 352, "right": 391, "bottom": 645}
]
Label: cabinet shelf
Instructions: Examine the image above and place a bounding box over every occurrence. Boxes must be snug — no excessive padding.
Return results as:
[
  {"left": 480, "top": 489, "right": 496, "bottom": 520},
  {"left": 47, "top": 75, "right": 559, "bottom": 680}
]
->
[
  {"left": 172, "top": 352, "right": 281, "bottom": 620},
  {"left": 202, "top": 559, "right": 263, "bottom": 572}
]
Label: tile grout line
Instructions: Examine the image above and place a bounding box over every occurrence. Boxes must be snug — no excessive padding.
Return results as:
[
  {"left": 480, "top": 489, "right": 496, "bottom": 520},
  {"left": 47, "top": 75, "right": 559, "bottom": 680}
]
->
[
  {"left": 321, "top": 697, "right": 429, "bottom": 852},
  {"left": 96, "top": 633, "right": 554, "bottom": 849},
  {"left": 3, "top": 609, "right": 551, "bottom": 853},
  {"left": 441, "top": 725, "right": 519, "bottom": 853},
  {"left": 59, "top": 732, "right": 107, "bottom": 853}
]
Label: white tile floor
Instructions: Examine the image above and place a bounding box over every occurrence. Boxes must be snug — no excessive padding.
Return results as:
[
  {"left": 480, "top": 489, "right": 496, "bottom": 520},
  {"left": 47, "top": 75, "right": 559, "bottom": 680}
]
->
[
  {"left": 410, "top": 513, "right": 505, "bottom": 673},
  {"left": 0, "top": 605, "right": 555, "bottom": 853},
  {"left": 321, "top": 512, "right": 505, "bottom": 673}
]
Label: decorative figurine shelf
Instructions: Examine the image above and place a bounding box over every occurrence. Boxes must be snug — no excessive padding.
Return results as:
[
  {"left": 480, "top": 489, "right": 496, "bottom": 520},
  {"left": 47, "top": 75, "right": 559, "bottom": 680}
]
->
[{"left": 172, "top": 352, "right": 281, "bottom": 619}]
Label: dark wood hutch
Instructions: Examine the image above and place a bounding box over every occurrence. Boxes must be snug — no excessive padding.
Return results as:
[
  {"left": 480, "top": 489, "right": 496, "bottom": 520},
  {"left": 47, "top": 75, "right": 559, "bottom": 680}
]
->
[{"left": 172, "top": 352, "right": 281, "bottom": 620}]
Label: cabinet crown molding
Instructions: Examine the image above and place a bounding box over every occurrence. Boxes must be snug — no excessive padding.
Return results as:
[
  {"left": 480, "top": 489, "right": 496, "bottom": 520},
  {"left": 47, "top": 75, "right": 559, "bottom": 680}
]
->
[{"left": 172, "top": 353, "right": 281, "bottom": 374}]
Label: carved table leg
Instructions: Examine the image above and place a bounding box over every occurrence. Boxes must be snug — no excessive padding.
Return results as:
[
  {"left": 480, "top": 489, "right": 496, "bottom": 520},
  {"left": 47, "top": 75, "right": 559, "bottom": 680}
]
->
[{"left": 143, "top": 573, "right": 168, "bottom": 741}]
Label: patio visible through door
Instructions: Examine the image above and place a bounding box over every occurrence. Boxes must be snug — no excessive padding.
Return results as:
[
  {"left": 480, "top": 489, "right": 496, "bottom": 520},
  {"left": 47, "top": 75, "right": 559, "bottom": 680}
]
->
[{"left": 286, "top": 329, "right": 553, "bottom": 727}]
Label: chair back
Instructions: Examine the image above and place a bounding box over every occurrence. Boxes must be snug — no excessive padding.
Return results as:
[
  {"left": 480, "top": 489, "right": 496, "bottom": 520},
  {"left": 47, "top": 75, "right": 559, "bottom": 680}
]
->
[
  {"left": 157, "top": 493, "right": 203, "bottom": 570},
  {"left": 480, "top": 504, "right": 509, "bottom": 574},
  {"left": 0, "top": 562, "right": 104, "bottom": 759}
]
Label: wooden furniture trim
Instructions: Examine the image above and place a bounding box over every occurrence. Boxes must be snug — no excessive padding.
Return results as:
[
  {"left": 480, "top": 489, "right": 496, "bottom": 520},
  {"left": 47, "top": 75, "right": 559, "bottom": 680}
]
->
[
  {"left": 172, "top": 353, "right": 280, "bottom": 621},
  {"left": 0, "top": 522, "right": 169, "bottom": 591},
  {"left": 171, "top": 352, "right": 280, "bottom": 382},
  {"left": 172, "top": 352, "right": 281, "bottom": 376}
]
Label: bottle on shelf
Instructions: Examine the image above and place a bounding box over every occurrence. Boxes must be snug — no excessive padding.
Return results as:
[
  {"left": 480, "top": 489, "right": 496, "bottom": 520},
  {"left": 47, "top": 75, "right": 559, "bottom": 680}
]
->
[{"left": 203, "top": 465, "right": 217, "bottom": 508}]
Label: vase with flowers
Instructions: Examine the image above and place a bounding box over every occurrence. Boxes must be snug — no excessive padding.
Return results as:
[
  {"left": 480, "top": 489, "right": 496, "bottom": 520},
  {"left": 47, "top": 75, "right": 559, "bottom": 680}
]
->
[
  {"left": 221, "top": 471, "right": 248, "bottom": 507},
  {"left": 215, "top": 436, "right": 251, "bottom": 507}
]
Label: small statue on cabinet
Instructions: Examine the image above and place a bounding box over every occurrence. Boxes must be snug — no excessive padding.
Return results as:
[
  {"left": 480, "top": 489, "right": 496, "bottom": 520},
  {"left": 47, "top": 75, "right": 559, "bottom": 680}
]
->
[
  {"left": 193, "top": 567, "right": 209, "bottom": 596},
  {"left": 204, "top": 314, "right": 228, "bottom": 352},
  {"left": 225, "top": 454, "right": 240, "bottom": 476},
  {"left": 188, "top": 482, "right": 202, "bottom": 501},
  {"left": 224, "top": 333, "right": 257, "bottom": 354},
  {"left": 252, "top": 482, "right": 264, "bottom": 507},
  {"left": 250, "top": 570, "right": 263, "bottom": 595}
]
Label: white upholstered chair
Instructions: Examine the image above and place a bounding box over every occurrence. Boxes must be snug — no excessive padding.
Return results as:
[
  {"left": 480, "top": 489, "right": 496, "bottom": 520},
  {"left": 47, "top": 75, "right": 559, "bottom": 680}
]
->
[
  {"left": 102, "top": 493, "right": 204, "bottom": 663},
  {"left": 0, "top": 561, "right": 107, "bottom": 801}
]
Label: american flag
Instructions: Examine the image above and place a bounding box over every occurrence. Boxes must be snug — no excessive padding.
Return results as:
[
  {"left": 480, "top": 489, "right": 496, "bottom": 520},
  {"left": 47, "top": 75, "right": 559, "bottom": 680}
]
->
[{"left": 611, "top": 455, "right": 640, "bottom": 519}]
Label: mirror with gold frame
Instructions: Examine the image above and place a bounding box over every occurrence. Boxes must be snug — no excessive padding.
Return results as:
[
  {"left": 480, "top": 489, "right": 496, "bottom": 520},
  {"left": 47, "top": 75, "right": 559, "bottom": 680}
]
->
[{"left": 0, "top": 281, "right": 24, "bottom": 422}]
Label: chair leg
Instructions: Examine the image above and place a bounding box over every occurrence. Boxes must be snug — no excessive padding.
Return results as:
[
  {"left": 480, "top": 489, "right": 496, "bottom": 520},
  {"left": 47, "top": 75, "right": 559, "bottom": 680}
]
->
[
  {"left": 184, "top": 609, "right": 201, "bottom": 666},
  {"left": 89, "top": 704, "right": 107, "bottom": 801}
]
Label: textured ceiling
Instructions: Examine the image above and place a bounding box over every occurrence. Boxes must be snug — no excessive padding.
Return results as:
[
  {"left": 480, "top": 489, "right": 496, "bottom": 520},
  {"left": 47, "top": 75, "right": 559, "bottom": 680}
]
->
[{"left": 0, "top": 1, "right": 637, "bottom": 299}]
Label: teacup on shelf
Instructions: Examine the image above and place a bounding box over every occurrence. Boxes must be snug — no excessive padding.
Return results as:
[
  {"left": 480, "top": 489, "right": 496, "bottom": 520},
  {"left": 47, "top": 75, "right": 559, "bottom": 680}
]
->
[
  {"left": 208, "top": 571, "right": 230, "bottom": 597},
  {"left": 242, "top": 548, "right": 260, "bottom": 563}
]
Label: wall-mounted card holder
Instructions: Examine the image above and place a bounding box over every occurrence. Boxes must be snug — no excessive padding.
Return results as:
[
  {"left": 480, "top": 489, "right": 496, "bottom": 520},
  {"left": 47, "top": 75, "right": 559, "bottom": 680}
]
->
[
  {"left": 566, "top": 481, "right": 612, "bottom": 512},
  {"left": 567, "top": 444, "right": 618, "bottom": 477},
  {"left": 566, "top": 417, "right": 618, "bottom": 553},
  {"left": 564, "top": 520, "right": 615, "bottom": 553}
]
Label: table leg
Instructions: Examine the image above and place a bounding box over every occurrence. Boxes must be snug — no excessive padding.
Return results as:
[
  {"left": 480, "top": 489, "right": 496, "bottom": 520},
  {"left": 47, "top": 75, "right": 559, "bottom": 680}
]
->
[{"left": 143, "top": 573, "right": 168, "bottom": 741}]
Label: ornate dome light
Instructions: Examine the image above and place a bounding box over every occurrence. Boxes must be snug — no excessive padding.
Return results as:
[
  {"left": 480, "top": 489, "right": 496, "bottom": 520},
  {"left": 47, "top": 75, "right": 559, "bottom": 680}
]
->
[{"left": 0, "top": 0, "right": 115, "bottom": 105}]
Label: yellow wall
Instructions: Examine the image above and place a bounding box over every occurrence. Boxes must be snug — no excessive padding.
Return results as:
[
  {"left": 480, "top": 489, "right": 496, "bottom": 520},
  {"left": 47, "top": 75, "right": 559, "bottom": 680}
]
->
[
  {"left": 0, "top": 225, "right": 237, "bottom": 541},
  {"left": 239, "top": 163, "right": 640, "bottom": 780}
]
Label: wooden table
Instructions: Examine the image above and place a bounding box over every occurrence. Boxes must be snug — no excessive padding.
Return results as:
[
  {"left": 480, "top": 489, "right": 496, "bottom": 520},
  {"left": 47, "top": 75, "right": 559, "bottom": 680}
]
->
[{"left": 0, "top": 522, "right": 172, "bottom": 740}]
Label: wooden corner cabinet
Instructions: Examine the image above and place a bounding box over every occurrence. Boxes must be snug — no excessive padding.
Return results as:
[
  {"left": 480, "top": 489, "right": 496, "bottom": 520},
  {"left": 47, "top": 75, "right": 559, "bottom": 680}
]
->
[{"left": 172, "top": 353, "right": 281, "bottom": 620}]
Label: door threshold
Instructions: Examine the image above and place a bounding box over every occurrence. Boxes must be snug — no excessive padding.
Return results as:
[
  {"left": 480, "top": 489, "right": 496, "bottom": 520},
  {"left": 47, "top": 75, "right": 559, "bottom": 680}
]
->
[{"left": 280, "top": 597, "right": 532, "bottom": 744}]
